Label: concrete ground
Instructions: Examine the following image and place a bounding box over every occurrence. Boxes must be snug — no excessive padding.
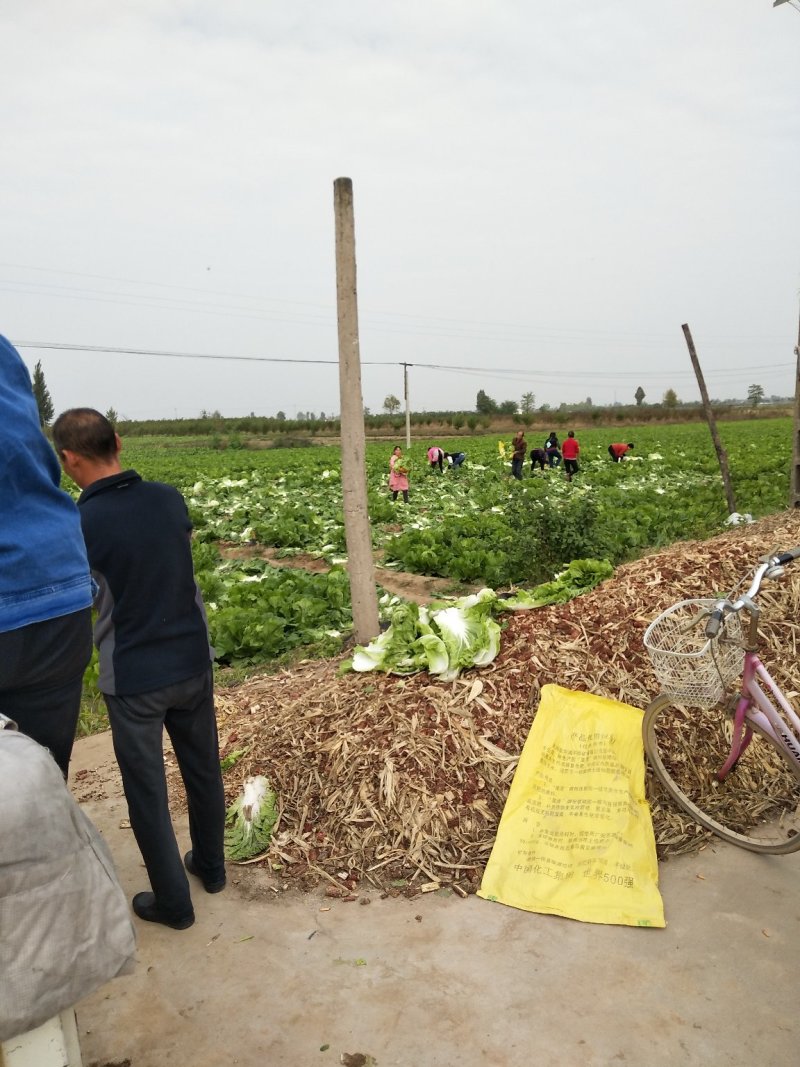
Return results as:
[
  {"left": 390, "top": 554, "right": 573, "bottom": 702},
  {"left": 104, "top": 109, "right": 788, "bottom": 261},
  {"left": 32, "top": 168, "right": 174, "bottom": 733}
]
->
[{"left": 72, "top": 732, "right": 800, "bottom": 1067}]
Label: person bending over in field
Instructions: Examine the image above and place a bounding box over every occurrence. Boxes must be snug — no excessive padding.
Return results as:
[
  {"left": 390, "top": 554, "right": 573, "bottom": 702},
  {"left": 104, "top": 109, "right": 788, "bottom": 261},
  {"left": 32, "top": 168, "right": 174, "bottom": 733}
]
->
[
  {"left": 427, "top": 445, "right": 445, "bottom": 473},
  {"left": 445, "top": 451, "right": 466, "bottom": 469},
  {"left": 529, "top": 447, "right": 547, "bottom": 471},
  {"left": 389, "top": 445, "right": 410, "bottom": 503},
  {"left": 608, "top": 442, "right": 634, "bottom": 462},
  {"left": 52, "top": 408, "right": 226, "bottom": 932},
  {"left": 562, "top": 430, "right": 580, "bottom": 483}
]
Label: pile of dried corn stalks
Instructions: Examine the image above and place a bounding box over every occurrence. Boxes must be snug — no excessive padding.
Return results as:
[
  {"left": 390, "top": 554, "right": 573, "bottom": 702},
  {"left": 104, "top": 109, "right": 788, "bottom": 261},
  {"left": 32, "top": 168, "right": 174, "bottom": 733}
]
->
[{"left": 195, "top": 512, "right": 800, "bottom": 894}]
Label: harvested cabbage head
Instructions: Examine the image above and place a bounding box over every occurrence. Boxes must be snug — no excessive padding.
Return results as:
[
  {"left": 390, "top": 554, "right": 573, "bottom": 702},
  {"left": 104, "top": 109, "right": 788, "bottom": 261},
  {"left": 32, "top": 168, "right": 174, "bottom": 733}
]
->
[
  {"left": 350, "top": 587, "right": 500, "bottom": 680},
  {"left": 345, "top": 560, "right": 612, "bottom": 682},
  {"left": 431, "top": 591, "right": 501, "bottom": 680},
  {"left": 224, "top": 775, "right": 278, "bottom": 862}
]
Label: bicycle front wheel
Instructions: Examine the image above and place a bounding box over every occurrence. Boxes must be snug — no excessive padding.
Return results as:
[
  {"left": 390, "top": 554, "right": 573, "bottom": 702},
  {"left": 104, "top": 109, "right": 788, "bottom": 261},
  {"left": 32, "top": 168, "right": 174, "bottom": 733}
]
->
[{"left": 643, "top": 694, "right": 800, "bottom": 855}]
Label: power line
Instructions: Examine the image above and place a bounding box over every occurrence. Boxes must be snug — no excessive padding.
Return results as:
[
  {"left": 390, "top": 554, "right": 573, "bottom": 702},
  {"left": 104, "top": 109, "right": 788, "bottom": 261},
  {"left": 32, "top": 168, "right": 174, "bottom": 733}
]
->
[
  {"left": 0, "top": 261, "right": 335, "bottom": 312},
  {"left": 2, "top": 285, "right": 337, "bottom": 332},
  {"left": 8, "top": 279, "right": 789, "bottom": 348},
  {"left": 4, "top": 261, "right": 792, "bottom": 346},
  {"left": 12, "top": 341, "right": 793, "bottom": 387},
  {"left": 403, "top": 360, "right": 795, "bottom": 382},
  {"left": 10, "top": 341, "right": 379, "bottom": 366}
]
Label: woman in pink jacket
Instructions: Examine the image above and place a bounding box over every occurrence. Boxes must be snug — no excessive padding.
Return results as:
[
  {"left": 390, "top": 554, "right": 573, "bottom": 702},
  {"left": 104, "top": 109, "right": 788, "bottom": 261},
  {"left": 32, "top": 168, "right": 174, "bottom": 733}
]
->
[
  {"left": 427, "top": 445, "right": 445, "bottom": 473},
  {"left": 389, "top": 446, "right": 410, "bottom": 503}
]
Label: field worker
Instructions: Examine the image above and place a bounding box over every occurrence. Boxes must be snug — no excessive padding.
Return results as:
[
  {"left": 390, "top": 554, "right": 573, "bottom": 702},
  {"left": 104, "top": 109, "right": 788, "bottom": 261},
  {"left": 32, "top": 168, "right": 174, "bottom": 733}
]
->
[
  {"left": 544, "top": 432, "right": 561, "bottom": 468},
  {"left": 529, "top": 447, "right": 547, "bottom": 471},
  {"left": 608, "top": 442, "right": 634, "bottom": 462},
  {"left": 52, "top": 408, "right": 226, "bottom": 932},
  {"left": 562, "top": 430, "right": 580, "bottom": 482},
  {"left": 427, "top": 445, "right": 445, "bottom": 473},
  {"left": 511, "top": 430, "right": 526, "bottom": 480},
  {"left": 445, "top": 450, "right": 466, "bottom": 469},
  {"left": 389, "top": 445, "right": 410, "bottom": 503},
  {"left": 0, "top": 335, "right": 93, "bottom": 778}
]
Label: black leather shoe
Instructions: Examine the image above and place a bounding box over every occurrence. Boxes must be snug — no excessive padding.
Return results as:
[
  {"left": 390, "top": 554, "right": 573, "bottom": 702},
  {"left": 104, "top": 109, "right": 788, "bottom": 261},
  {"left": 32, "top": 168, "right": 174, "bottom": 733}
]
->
[
  {"left": 184, "top": 850, "right": 226, "bottom": 894},
  {"left": 132, "top": 892, "right": 195, "bottom": 930}
]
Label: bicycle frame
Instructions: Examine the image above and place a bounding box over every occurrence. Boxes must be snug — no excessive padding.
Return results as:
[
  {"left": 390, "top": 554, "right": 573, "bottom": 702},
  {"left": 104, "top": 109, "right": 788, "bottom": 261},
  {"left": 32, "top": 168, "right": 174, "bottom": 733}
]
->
[{"left": 718, "top": 651, "right": 800, "bottom": 780}]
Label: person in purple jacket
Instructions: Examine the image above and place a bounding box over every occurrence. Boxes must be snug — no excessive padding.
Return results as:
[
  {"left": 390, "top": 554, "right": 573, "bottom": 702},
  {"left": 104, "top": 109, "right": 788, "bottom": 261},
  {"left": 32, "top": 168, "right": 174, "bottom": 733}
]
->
[{"left": 0, "top": 335, "right": 93, "bottom": 777}]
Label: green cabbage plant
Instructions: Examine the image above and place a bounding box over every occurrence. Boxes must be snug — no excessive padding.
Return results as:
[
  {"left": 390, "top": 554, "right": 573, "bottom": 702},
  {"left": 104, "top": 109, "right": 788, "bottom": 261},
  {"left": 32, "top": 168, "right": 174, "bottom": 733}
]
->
[
  {"left": 346, "top": 560, "right": 612, "bottom": 681},
  {"left": 224, "top": 775, "right": 278, "bottom": 862}
]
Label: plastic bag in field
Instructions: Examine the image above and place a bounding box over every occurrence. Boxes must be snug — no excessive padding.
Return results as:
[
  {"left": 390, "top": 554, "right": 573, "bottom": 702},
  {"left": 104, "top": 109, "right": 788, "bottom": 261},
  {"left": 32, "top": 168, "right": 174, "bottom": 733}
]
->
[{"left": 478, "top": 684, "right": 664, "bottom": 928}]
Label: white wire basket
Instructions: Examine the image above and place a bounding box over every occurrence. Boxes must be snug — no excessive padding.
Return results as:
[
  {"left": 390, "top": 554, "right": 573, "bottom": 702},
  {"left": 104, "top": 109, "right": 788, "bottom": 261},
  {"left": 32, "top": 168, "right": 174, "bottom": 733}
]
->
[{"left": 643, "top": 598, "right": 744, "bottom": 708}]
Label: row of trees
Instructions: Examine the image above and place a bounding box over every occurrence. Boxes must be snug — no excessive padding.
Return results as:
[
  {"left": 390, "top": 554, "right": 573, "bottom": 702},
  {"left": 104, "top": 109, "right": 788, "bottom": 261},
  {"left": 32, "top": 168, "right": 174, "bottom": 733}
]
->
[
  {"left": 384, "top": 390, "right": 541, "bottom": 417},
  {"left": 200, "top": 408, "right": 331, "bottom": 422},
  {"left": 473, "top": 384, "right": 770, "bottom": 415},
  {"left": 29, "top": 360, "right": 774, "bottom": 433},
  {"left": 115, "top": 397, "right": 789, "bottom": 443}
]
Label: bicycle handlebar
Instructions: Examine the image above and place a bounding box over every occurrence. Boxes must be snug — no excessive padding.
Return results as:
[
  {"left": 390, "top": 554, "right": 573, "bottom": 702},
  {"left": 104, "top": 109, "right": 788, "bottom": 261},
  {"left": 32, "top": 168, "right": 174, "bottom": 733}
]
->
[
  {"left": 705, "top": 609, "right": 724, "bottom": 638},
  {"left": 704, "top": 546, "right": 800, "bottom": 638}
]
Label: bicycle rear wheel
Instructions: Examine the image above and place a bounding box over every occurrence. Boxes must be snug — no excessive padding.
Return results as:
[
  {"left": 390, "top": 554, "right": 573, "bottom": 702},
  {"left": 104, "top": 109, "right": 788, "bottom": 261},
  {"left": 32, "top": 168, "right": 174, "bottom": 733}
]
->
[{"left": 643, "top": 694, "right": 800, "bottom": 854}]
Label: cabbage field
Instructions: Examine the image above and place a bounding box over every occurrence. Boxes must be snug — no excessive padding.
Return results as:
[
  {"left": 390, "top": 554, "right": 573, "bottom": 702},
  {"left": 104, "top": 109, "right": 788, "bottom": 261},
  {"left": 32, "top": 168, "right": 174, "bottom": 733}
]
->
[{"left": 118, "top": 418, "right": 790, "bottom": 668}]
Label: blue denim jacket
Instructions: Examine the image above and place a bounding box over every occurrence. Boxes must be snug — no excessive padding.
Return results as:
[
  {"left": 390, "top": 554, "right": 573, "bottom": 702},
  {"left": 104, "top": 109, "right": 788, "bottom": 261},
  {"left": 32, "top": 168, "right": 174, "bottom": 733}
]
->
[{"left": 0, "top": 335, "right": 93, "bottom": 633}]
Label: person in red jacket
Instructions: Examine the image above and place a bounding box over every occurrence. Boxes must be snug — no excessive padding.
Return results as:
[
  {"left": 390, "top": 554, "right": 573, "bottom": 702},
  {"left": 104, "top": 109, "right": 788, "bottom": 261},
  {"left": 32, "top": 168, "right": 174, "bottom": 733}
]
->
[
  {"left": 562, "top": 430, "right": 580, "bottom": 482},
  {"left": 608, "top": 442, "right": 634, "bottom": 462}
]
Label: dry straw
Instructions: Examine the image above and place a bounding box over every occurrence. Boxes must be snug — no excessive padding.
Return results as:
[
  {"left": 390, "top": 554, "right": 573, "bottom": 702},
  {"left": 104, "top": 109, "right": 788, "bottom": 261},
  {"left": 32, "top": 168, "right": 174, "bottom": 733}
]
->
[{"left": 172, "top": 512, "right": 800, "bottom": 893}]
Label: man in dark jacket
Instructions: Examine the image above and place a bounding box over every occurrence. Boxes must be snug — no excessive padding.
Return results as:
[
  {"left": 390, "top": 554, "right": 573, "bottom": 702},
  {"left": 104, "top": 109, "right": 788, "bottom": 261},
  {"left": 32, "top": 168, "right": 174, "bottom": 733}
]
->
[
  {"left": 0, "top": 336, "right": 93, "bottom": 777},
  {"left": 511, "top": 430, "right": 527, "bottom": 480},
  {"left": 53, "top": 408, "right": 226, "bottom": 931}
]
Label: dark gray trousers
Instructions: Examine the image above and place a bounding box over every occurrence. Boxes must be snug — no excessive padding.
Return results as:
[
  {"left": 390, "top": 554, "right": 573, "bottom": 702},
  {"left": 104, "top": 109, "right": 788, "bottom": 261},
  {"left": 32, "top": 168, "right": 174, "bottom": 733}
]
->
[{"left": 104, "top": 667, "right": 226, "bottom": 919}]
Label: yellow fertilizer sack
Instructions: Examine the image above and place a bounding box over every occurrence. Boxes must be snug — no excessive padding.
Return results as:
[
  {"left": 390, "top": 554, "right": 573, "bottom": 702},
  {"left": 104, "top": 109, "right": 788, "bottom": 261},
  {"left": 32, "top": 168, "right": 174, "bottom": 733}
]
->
[{"left": 478, "top": 684, "right": 665, "bottom": 928}]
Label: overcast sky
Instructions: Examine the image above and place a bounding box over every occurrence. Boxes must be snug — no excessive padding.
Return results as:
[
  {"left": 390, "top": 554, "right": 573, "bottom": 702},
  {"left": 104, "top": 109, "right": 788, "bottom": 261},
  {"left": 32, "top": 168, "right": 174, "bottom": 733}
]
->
[{"left": 3, "top": 1, "right": 799, "bottom": 419}]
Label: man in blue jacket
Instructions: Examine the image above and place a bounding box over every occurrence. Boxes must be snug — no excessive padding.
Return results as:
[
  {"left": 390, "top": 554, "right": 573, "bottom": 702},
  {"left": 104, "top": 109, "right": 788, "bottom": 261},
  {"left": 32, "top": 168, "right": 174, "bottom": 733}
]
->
[
  {"left": 52, "top": 408, "right": 226, "bottom": 931},
  {"left": 0, "top": 336, "right": 93, "bottom": 777}
]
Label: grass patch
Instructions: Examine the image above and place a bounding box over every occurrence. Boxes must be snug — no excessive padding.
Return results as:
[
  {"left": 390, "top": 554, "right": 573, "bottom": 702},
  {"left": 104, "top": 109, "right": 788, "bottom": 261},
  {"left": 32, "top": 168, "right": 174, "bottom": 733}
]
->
[{"left": 77, "top": 690, "right": 109, "bottom": 738}]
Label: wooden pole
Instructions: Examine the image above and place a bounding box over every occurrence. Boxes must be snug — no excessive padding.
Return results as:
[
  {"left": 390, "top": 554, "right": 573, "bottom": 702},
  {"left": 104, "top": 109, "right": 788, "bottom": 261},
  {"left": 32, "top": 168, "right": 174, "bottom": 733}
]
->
[
  {"left": 682, "top": 323, "right": 737, "bottom": 515},
  {"left": 789, "top": 304, "right": 800, "bottom": 507},
  {"left": 403, "top": 362, "right": 411, "bottom": 448},
  {"left": 333, "top": 177, "right": 380, "bottom": 643}
]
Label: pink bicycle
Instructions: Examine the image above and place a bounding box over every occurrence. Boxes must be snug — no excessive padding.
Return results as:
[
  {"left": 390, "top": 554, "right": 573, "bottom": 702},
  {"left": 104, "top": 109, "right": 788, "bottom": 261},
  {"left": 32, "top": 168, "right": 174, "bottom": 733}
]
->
[{"left": 642, "top": 548, "right": 800, "bottom": 854}]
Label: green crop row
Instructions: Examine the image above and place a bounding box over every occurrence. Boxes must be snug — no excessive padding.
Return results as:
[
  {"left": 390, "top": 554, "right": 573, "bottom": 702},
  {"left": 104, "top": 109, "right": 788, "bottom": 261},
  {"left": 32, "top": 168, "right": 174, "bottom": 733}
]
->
[{"left": 95, "top": 418, "right": 791, "bottom": 669}]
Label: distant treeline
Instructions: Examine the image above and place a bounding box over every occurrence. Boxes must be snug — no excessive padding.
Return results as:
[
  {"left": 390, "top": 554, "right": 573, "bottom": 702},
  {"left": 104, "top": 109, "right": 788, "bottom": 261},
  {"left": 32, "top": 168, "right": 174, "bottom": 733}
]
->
[{"left": 116, "top": 401, "right": 790, "bottom": 440}]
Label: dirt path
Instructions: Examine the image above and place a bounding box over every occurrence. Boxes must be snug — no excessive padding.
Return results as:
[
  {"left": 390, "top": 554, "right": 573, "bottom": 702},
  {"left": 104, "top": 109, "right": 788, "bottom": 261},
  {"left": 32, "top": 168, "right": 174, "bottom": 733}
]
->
[
  {"left": 71, "top": 729, "right": 800, "bottom": 1067},
  {"left": 221, "top": 543, "right": 478, "bottom": 605}
]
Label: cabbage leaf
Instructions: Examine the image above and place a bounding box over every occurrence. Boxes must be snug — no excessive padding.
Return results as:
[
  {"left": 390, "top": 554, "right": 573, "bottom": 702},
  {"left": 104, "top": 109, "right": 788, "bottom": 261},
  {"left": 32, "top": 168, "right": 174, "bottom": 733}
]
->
[
  {"left": 224, "top": 775, "right": 278, "bottom": 862},
  {"left": 347, "top": 559, "right": 612, "bottom": 680}
]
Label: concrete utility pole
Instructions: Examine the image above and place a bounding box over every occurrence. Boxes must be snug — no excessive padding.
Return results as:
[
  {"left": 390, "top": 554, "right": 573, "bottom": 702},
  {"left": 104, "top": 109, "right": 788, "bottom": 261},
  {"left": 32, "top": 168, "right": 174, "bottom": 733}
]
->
[
  {"left": 789, "top": 305, "right": 800, "bottom": 507},
  {"left": 402, "top": 362, "right": 411, "bottom": 448},
  {"left": 772, "top": 2, "right": 800, "bottom": 502},
  {"left": 682, "top": 323, "right": 737, "bottom": 515},
  {"left": 333, "top": 177, "right": 380, "bottom": 643}
]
